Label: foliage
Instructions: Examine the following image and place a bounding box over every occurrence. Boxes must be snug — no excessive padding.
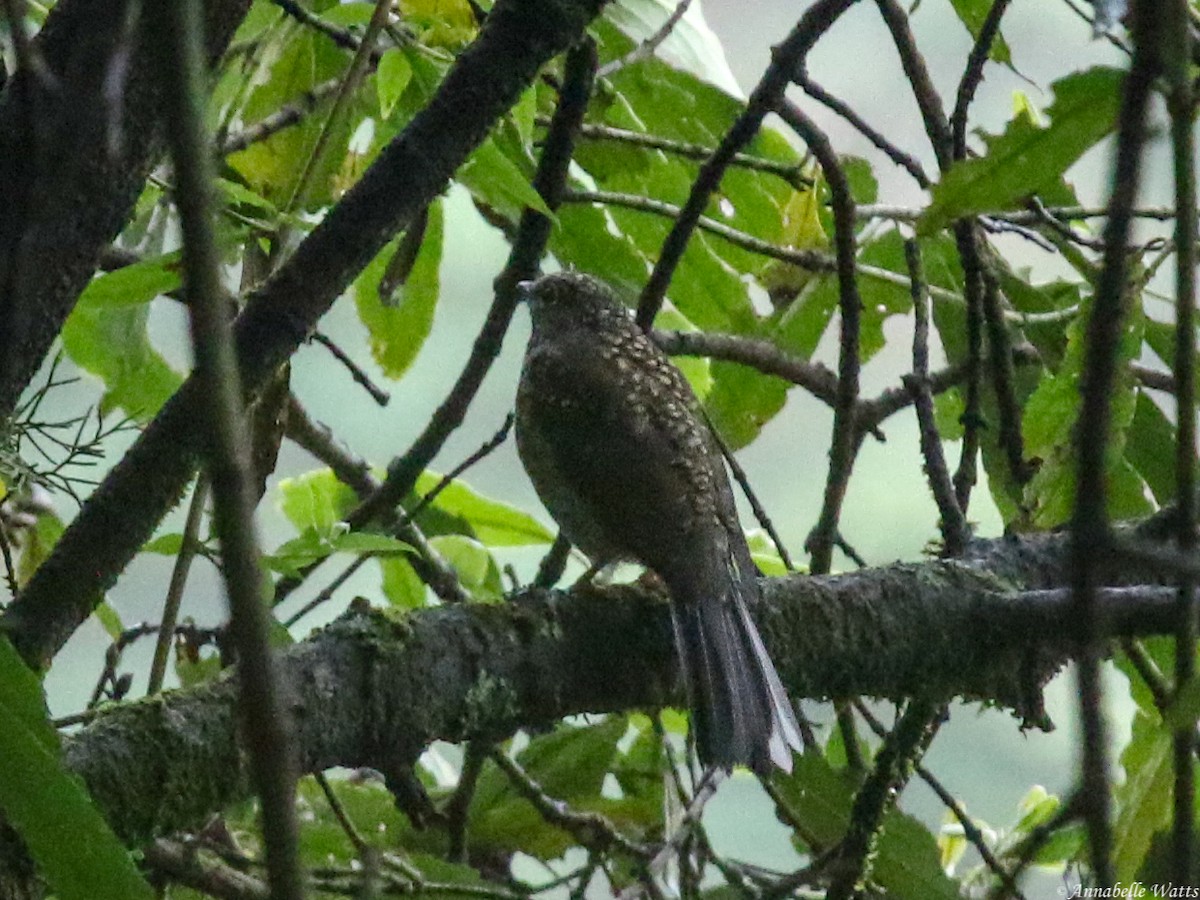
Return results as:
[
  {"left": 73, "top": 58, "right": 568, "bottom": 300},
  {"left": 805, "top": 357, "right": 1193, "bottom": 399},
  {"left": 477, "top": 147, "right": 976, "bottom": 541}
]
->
[{"left": 0, "top": 0, "right": 1196, "bottom": 897}]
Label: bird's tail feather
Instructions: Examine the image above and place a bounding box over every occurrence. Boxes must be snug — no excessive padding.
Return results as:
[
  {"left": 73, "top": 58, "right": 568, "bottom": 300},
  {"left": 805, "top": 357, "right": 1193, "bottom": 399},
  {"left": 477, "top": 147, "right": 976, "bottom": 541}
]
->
[{"left": 670, "top": 566, "right": 803, "bottom": 774}]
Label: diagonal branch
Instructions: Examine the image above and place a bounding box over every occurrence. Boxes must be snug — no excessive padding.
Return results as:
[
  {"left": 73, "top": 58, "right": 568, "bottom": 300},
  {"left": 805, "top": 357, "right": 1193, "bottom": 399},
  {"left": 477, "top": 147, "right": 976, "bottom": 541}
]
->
[
  {"left": 0, "top": 0, "right": 253, "bottom": 418},
  {"left": 2, "top": 0, "right": 607, "bottom": 670}
]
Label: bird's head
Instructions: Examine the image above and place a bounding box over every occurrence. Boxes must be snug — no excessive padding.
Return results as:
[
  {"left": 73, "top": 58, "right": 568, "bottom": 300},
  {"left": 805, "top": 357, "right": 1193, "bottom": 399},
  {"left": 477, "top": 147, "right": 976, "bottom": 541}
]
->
[{"left": 517, "top": 272, "right": 629, "bottom": 338}]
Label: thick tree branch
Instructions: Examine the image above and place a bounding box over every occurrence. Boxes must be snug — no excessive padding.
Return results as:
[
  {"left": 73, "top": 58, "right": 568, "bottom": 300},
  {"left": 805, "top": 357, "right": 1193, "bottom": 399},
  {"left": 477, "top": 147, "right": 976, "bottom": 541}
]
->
[
  {"left": 0, "top": 0, "right": 252, "bottom": 418},
  {"left": 42, "top": 525, "right": 1193, "bottom": 855},
  {"left": 2, "top": 0, "right": 607, "bottom": 670}
]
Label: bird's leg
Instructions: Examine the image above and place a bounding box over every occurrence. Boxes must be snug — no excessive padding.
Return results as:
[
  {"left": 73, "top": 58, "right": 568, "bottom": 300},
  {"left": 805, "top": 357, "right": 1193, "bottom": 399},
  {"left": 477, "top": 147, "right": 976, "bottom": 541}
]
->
[{"left": 573, "top": 559, "right": 618, "bottom": 587}]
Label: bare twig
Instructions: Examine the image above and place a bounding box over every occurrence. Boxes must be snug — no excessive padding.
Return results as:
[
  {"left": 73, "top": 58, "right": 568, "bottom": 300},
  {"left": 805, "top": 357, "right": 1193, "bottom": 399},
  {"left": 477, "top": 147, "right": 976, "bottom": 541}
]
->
[
  {"left": 489, "top": 749, "right": 652, "bottom": 858},
  {"left": 636, "top": 0, "right": 858, "bottom": 328},
  {"left": 795, "top": 66, "right": 929, "bottom": 187},
  {"left": 776, "top": 101, "right": 862, "bottom": 576},
  {"left": 309, "top": 330, "right": 390, "bottom": 406},
  {"left": 826, "top": 699, "right": 943, "bottom": 900},
  {"left": 950, "top": 0, "right": 1013, "bottom": 159},
  {"left": 903, "top": 240, "right": 967, "bottom": 555},
  {"left": 597, "top": 0, "right": 694, "bottom": 78},
  {"left": 220, "top": 78, "right": 342, "bottom": 155},
  {"left": 284, "top": 0, "right": 392, "bottom": 214},
  {"left": 147, "top": 474, "right": 210, "bottom": 695},
  {"left": 559, "top": 120, "right": 809, "bottom": 184}
]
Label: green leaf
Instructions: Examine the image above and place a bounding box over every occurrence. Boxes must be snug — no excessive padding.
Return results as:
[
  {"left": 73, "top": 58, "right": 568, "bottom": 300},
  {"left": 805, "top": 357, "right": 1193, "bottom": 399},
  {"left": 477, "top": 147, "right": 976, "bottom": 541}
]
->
[
  {"left": 603, "top": 0, "right": 739, "bottom": 93},
  {"left": 376, "top": 47, "right": 413, "bottom": 118},
  {"left": 16, "top": 510, "right": 63, "bottom": 586},
  {"left": 331, "top": 533, "right": 412, "bottom": 555},
  {"left": 1021, "top": 290, "right": 1149, "bottom": 527},
  {"left": 229, "top": 29, "right": 367, "bottom": 210},
  {"left": 92, "top": 602, "right": 125, "bottom": 642},
  {"left": 0, "top": 637, "right": 57, "bottom": 752},
  {"left": 264, "top": 526, "right": 404, "bottom": 577},
  {"left": 414, "top": 471, "right": 554, "bottom": 546},
  {"left": 62, "top": 299, "right": 183, "bottom": 422},
  {"left": 470, "top": 719, "right": 626, "bottom": 859},
  {"left": 918, "top": 67, "right": 1123, "bottom": 234},
  {"left": 175, "top": 649, "right": 224, "bottom": 688},
  {"left": 277, "top": 469, "right": 359, "bottom": 536},
  {"left": 703, "top": 359, "right": 787, "bottom": 450},
  {"left": 947, "top": 0, "right": 1012, "bottom": 65},
  {"left": 770, "top": 753, "right": 960, "bottom": 898},
  {"left": 1127, "top": 393, "right": 1179, "bottom": 505},
  {"left": 77, "top": 253, "right": 181, "bottom": 307},
  {"left": 354, "top": 200, "right": 444, "bottom": 379},
  {"left": 0, "top": 637, "right": 154, "bottom": 900},
  {"left": 428, "top": 535, "right": 503, "bottom": 601},
  {"left": 142, "top": 533, "right": 185, "bottom": 555},
  {"left": 264, "top": 530, "right": 334, "bottom": 577},
  {"left": 457, "top": 137, "right": 551, "bottom": 221},
  {"left": 1113, "top": 710, "right": 1173, "bottom": 883},
  {"left": 379, "top": 556, "right": 428, "bottom": 609},
  {"left": 547, "top": 201, "right": 649, "bottom": 297},
  {"left": 747, "top": 531, "right": 792, "bottom": 576}
]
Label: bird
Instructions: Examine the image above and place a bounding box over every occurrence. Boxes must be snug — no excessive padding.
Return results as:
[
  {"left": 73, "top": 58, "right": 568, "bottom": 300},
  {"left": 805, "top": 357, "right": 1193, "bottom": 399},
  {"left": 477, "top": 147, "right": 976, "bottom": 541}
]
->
[{"left": 514, "top": 271, "right": 803, "bottom": 774}]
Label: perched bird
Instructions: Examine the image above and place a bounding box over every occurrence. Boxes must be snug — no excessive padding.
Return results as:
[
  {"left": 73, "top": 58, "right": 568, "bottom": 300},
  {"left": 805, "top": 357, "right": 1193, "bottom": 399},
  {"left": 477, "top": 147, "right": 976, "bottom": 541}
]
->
[{"left": 514, "top": 271, "right": 803, "bottom": 773}]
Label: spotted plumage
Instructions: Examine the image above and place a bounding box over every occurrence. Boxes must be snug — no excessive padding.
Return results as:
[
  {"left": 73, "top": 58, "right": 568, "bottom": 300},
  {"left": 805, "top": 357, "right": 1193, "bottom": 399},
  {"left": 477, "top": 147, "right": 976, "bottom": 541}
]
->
[{"left": 515, "top": 271, "right": 802, "bottom": 773}]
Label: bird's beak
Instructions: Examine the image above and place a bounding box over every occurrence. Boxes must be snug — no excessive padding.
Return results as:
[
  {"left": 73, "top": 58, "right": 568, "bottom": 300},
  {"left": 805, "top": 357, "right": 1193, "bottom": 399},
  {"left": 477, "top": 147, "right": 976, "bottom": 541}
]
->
[{"left": 516, "top": 279, "right": 536, "bottom": 302}]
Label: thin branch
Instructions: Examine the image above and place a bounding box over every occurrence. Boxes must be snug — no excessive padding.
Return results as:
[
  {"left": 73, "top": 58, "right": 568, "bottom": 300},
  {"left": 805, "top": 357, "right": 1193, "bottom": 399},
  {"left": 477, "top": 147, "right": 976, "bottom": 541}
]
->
[
  {"left": 903, "top": 239, "right": 967, "bottom": 556},
  {"left": 220, "top": 78, "right": 342, "bottom": 155},
  {"left": 145, "top": 839, "right": 271, "bottom": 900},
  {"left": 854, "top": 204, "right": 1177, "bottom": 224},
  {"left": 794, "top": 66, "right": 929, "bottom": 187},
  {"left": 564, "top": 187, "right": 836, "bottom": 271},
  {"left": 147, "top": 474, "right": 210, "bottom": 695},
  {"left": 1070, "top": 0, "right": 1164, "bottom": 882},
  {"left": 826, "top": 699, "right": 943, "bottom": 900},
  {"left": 446, "top": 741, "right": 488, "bottom": 862},
  {"left": 952, "top": 222, "right": 986, "bottom": 515},
  {"left": 283, "top": 0, "right": 391, "bottom": 214},
  {"left": 597, "top": 0, "right": 693, "bottom": 78},
  {"left": 950, "top": 0, "right": 1013, "bottom": 159},
  {"left": 776, "top": 100, "right": 862, "bottom": 576},
  {"left": 873, "top": 0, "right": 953, "bottom": 169},
  {"left": 704, "top": 414, "right": 795, "bottom": 571},
  {"left": 636, "top": 0, "right": 858, "bottom": 328},
  {"left": 279, "top": 398, "right": 475, "bottom": 614},
  {"left": 489, "top": 749, "right": 652, "bottom": 858},
  {"left": 855, "top": 702, "right": 1022, "bottom": 898},
  {"left": 310, "top": 330, "right": 390, "bottom": 406},
  {"left": 986, "top": 793, "right": 1083, "bottom": 899},
  {"left": 270, "top": 0, "right": 365, "bottom": 53},
  {"left": 981, "top": 255, "right": 1032, "bottom": 487},
  {"left": 1165, "top": 0, "right": 1198, "bottom": 883},
  {"left": 559, "top": 120, "right": 809, "bottom": 183},
  {"left": 653, "top": 329, "right": 838, "bottom": 406},
  {"left": 316, "top": 773, "right": 371, "bottom": 856}
]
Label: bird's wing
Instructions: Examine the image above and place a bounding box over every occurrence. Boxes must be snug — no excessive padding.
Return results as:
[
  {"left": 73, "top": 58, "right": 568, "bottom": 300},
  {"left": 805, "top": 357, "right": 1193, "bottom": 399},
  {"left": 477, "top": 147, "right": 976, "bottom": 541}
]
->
[{"left": 518, "top": 337, "right": 724, "bottom": 579}]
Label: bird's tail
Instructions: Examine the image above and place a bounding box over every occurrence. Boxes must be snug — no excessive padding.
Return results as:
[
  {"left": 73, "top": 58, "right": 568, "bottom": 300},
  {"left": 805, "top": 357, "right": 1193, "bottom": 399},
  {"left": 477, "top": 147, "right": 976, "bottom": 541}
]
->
[{"left": 669, "top": 545, "right": 803, "bottom": 774}]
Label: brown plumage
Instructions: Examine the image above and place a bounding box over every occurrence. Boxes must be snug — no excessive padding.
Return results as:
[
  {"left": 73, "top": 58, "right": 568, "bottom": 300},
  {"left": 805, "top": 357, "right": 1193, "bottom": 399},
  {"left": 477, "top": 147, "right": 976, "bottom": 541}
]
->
[{"left": 514, "top": 271, "right": 802, "bottom": 773}]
